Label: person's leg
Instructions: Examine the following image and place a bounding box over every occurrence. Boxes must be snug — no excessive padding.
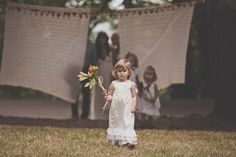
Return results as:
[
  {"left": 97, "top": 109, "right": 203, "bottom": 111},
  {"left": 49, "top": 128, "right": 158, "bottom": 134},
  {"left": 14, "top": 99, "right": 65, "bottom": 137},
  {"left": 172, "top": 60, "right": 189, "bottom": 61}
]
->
[
  {"left": 81, "top": 86, "right": 90, "bottom": 119},
  {"left": 71, "top": 88, "right": 80, "bottom": 119},
  {"left": 148, "top": 115, "right": 153, "bottom": 121},
  {"left": 139, "top": 113, "right": 146, "bottom": 128},
  {"left": 71, "top": 102, "right": 78, "bottom": 119},
  {"left": 147, "top": 115, "right": 153, "bottom": 128},
  {"left": 141, "top": 113, "right": 146, "bottom": 121}
]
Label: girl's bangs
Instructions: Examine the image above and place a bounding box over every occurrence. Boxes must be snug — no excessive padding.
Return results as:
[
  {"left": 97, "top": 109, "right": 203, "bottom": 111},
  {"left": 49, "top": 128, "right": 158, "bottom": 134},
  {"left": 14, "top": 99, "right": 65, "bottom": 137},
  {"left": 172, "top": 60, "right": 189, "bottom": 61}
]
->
[{"left": 116, "top": 65, "right": 126, "bottom": 71}]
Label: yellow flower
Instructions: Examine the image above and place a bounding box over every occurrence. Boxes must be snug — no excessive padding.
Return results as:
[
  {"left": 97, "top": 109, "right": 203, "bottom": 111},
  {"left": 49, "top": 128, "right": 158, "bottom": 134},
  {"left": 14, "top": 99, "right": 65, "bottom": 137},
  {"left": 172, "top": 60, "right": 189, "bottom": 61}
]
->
[{"left": 88, "top": 65, "right": 98, "bottom": 74}]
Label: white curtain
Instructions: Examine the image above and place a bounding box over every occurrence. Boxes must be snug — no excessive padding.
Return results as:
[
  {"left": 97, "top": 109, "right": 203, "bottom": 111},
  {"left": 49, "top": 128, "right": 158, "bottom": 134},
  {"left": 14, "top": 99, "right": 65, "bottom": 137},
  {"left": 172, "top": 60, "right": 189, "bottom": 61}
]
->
[
  {"left": 0, "top": 2, "right": 90, "bottom": 103},
  {"left": 118, "top": 4, "right": 194, "bottom": 89}
]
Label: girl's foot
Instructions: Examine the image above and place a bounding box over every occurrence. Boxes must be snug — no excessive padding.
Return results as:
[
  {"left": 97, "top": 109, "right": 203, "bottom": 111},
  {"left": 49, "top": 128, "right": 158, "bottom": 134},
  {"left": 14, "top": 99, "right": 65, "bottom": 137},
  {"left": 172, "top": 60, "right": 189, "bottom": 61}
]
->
[
  {"left": 122, "top": 143, "right": 128, "bottom": 146},
  {"left": 127, "top": 144, "right": 135, "bottom": 150}
]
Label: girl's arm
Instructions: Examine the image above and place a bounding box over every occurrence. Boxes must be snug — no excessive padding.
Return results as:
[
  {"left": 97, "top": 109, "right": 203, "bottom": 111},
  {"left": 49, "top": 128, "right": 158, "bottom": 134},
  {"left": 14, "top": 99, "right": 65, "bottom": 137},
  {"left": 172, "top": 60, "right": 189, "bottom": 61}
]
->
[
  {"left": 130, "top": 83, "right": 137, "bottom": 113},
  {"left": 142, "top": 94, "right": 153, "bottom": 103},
  {"left": 135, "top": 75, "right": 143, "bottom": 97},
  {"left": 153, "top": 83, "right": 159, "bottom": 103},
  {"left": 105, "top": 81, "right": 115, "bottom": 101}
]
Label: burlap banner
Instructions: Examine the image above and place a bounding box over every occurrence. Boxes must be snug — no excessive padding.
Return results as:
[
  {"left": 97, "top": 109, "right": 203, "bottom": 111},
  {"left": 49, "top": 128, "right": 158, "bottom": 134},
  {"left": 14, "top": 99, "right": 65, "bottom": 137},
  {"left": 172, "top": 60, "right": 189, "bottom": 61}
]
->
[
  {"left": 118, "top": 3, "right": 194, "bottom": 89},
  {"left": 0, "top": 2, "right": 90, "bottom": 103}
]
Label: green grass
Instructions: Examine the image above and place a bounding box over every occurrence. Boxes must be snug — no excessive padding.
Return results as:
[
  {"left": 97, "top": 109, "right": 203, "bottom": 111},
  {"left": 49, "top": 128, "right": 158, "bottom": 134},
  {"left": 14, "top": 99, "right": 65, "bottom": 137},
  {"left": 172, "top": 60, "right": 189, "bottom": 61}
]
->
[{"left": 0, "top": 125, "right": 236, "bottom": 157}]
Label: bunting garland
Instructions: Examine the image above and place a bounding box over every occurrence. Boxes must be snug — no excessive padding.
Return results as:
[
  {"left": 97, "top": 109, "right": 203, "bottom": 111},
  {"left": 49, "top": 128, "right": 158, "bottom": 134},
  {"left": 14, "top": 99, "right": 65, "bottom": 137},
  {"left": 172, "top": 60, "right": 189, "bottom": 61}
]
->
[
  {"left": 114, "top": 0, "right": 197, "bottom": 17},
  {"left": 6, "top": 2, "right": 90, "bottom": 18}
]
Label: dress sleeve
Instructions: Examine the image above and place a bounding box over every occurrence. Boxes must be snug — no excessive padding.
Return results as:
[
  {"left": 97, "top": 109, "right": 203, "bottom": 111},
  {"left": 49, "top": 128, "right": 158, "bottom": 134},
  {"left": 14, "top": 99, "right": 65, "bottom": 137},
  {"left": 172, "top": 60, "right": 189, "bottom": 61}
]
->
[
  {"left": 130, "top": 81, "right": 138, "bottom": 93},
  {"left": 111, "top": 80, "right": 116, "bottom": 89}
]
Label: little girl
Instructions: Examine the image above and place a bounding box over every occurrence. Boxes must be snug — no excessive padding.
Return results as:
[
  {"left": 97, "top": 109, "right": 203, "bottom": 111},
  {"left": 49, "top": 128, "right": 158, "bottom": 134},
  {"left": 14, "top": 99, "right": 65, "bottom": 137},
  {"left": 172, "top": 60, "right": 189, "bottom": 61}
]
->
[
  {"left": 125, "top": 52, "right": 141, "bottom": 91},
  {"left": 105, "top": 59, "right": 137, "bottom": 149},
  {"left": 140, "top": 65, "right": 161, "bottom": 120}
]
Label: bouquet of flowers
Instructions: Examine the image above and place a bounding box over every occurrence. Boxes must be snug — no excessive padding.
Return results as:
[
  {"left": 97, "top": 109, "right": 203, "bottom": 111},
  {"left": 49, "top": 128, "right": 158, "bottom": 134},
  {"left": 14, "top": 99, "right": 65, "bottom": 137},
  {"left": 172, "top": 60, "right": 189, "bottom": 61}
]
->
[{"left": 78, "top": 65, "right": 110, "bottom": 112}]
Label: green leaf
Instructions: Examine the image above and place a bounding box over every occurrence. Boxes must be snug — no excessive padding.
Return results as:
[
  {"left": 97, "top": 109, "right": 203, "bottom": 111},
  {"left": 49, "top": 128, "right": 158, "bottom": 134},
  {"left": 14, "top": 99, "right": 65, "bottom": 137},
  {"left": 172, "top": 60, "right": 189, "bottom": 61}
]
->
[
  {"left": 89, "top": 78, "right": 97, "bottom": 89},
  {"left": 84, "top": 82, "right": 91, "bottom": 88}
]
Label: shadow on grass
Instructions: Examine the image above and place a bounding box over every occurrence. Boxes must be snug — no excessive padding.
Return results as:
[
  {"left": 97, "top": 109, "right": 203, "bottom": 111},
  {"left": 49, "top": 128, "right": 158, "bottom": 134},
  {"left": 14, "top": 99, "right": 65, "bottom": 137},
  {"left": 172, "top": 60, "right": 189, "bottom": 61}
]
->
[{"left": 0, "top": 114, "right": 235, "bottom": 132}]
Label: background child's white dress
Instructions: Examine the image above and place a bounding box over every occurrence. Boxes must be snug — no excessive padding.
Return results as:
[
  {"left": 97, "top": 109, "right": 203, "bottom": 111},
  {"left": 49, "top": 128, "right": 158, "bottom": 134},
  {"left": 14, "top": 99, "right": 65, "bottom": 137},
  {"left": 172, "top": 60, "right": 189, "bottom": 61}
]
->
[
  {"left": 140, "top": 82, "right": 161, "bottom": 117},
  {"left": 107, "top": 80, "right": 137, "bottom": 145}
]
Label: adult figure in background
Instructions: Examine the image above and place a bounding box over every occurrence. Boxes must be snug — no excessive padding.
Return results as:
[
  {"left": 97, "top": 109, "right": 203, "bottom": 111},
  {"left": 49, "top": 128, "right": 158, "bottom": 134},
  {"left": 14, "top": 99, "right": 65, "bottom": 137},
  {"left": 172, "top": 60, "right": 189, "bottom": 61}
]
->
[
  {"left": 71, "top": 39, "right": 96, "bottom": 119},
  {"left": 111, "top": 33, "right": 120, "bottom": 66},
  {"left": 89, "top": 32, "right": 113, "bottom": 120},
  {"left": 80, "top": 40, "right": 97, "bottom": 119}
]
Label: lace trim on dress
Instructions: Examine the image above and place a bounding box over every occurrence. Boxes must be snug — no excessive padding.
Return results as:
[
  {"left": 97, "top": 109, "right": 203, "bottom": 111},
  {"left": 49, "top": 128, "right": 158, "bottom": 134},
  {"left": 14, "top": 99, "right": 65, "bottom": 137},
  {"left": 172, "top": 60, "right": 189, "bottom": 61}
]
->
[{"left": 107, "top": 128, "right": 137, "bottom": 145}]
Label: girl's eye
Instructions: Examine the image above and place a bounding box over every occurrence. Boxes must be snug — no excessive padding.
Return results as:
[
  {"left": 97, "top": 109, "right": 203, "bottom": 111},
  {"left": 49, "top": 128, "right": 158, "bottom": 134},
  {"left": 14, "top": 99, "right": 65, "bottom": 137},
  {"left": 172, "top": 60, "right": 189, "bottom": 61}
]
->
[{"left": 118, "top": 69, "right": 127, "bottom": 73}]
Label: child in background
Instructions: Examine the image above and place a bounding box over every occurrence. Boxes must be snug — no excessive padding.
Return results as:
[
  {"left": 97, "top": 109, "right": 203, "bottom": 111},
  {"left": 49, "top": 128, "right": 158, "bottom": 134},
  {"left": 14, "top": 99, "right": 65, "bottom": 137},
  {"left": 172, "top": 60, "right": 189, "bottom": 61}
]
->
[
  {"left": 140, "top": 65, "right": 161, "bottom": 120},
  {"left": 105, "top": 59, "right": 137, "bottom": 149},
  {"left": 125, "top": 52, "right": 141, "bottom": 89}
]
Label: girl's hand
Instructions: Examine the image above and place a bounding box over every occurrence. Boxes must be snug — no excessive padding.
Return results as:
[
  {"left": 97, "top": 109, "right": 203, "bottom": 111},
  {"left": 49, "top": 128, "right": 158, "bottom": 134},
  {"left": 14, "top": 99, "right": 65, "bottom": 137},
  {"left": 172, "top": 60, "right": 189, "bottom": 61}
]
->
[
  {"left": 142, "top": 93, "right": 155, "bottom": 103},
  {"left": 105, "top": 95, "right": 112, "bottom": 101},
  {"left": 131, "top": 106, "right": 136, "bottom": 113}
]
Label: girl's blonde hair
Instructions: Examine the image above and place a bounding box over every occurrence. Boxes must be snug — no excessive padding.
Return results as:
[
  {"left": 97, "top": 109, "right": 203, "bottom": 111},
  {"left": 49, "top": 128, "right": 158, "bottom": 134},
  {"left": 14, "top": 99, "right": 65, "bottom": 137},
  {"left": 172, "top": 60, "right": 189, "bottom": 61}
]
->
[
  {"left": 143, "top": 65, "right": 158, "bottom": 83},
  {"left": 112, "top": 59, "right": 133, "bottom": 79}
]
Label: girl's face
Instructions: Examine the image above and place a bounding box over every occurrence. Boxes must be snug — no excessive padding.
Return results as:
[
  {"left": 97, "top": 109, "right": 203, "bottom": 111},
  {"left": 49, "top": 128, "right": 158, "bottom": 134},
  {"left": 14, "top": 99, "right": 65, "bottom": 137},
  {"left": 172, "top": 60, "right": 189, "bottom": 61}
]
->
[
  {"left": 117, "top": 67, "right": 129, "bottom": 81},
  {"left": 144, "top": 70, "right": 155, "bottom": 84},
  {"left": 112, "top": 36, "right": 119, "bottom": 46}
]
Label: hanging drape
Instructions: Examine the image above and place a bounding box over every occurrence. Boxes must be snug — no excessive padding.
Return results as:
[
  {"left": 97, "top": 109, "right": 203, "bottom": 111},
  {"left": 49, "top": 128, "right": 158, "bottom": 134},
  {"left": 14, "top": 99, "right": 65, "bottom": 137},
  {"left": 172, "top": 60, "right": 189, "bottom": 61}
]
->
[
  {"left": 118, "top": 3, "right": 194, "bottom": 89},
  {"left": 0, "top": 1, "right": 196, "bottom": 104},
  {"left": 0, "top": 2, "right": 90, "bottom": 103}
]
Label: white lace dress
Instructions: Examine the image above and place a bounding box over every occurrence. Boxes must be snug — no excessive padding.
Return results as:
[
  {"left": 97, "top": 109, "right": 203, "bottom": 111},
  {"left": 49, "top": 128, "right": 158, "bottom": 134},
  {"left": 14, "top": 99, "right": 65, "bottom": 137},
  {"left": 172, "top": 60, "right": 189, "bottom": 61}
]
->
[
  {"left": 140, "top": 82, "right": 161, "bottom": 117},
  {"left": 107, "top": 80, "right": 137, "bottom": 145}
]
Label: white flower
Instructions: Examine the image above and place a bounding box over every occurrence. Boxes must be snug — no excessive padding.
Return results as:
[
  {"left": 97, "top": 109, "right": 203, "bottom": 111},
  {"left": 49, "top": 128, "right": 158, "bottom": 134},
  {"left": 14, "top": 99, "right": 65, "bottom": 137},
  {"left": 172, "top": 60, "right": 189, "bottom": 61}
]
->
[{"left": 71, "top": 0, "right": 78, "bottom": 7}]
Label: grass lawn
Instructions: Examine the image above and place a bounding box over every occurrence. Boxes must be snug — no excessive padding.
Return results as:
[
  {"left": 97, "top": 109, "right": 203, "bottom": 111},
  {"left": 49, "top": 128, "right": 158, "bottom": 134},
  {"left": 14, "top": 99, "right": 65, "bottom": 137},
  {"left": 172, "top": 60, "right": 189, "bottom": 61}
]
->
[{"left": 0, "top": 124, "right": 236, "bottom": 157}]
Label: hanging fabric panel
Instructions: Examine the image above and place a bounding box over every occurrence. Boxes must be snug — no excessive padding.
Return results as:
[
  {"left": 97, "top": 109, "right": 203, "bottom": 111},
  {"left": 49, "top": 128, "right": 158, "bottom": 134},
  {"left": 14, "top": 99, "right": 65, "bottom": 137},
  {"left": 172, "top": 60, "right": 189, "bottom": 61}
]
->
[
  {"left": 118, "top": 3, "right": 194, "bottom": 89},
  {"left": 0, "top": 2, "right": 90, "bottom": 103}
]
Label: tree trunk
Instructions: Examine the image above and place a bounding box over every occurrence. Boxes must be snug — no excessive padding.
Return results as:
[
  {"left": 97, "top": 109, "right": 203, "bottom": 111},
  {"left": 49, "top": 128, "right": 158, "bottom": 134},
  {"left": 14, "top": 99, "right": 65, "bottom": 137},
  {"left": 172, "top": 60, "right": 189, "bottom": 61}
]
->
[{"left": 213, "top": 10, "right": 236, "bottom": 117}]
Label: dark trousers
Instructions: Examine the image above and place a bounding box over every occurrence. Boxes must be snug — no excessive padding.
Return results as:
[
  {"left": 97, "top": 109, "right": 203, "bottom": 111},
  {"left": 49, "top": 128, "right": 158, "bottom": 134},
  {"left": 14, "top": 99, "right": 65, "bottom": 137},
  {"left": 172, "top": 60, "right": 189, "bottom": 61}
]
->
[
  {"left": 81, "top": 85, "right": 91, "bottom": 119},
  {"left": 71, "top": 87, "right": 79, "bottom": 119}
]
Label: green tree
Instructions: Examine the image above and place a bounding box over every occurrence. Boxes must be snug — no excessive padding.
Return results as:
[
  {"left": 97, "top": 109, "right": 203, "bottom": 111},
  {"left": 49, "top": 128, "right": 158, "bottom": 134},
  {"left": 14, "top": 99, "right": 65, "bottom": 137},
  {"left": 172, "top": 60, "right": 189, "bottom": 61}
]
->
[
  {"left": 169, "top": 0, "right": 236, "bottom": 117},
  {"left": 196, "top": 0, "right": 236, "bottom": 117}
]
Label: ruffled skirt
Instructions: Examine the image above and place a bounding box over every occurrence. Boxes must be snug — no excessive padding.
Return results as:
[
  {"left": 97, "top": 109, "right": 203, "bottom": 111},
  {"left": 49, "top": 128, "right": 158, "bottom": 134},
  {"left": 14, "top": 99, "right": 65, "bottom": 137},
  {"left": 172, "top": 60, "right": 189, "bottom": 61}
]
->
[{"left": 107, "top": 128, "right": 137, "bottom": 145}]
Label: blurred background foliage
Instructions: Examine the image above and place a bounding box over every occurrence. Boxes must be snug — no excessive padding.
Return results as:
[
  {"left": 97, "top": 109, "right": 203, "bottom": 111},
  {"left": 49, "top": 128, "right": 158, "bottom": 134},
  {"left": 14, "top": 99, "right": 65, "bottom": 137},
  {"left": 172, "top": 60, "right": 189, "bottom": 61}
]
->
[{"left": 0, "top": 0, "right": 235, "bottom": 102}]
